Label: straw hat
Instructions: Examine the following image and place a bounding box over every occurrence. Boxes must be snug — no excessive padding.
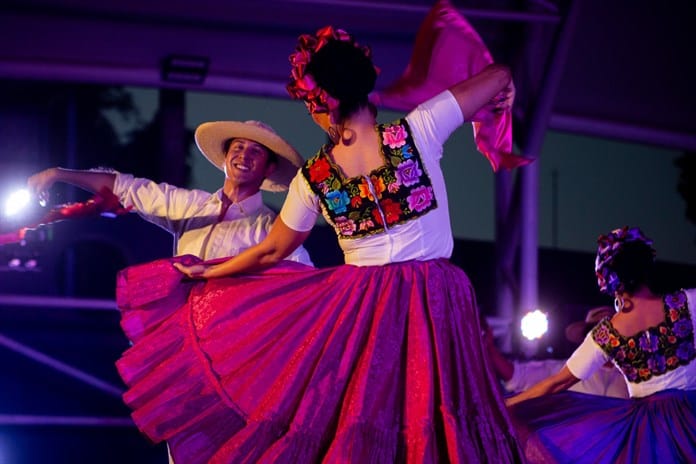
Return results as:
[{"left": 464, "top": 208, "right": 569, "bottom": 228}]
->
[
  {"left": 565, "top": 306, "right": 615, "bottom": 344},
  {"left": 195, "top": 120, "right": 303, "bottom": 192}
]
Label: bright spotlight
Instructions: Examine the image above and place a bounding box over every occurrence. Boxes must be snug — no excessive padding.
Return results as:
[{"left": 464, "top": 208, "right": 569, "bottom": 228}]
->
[
  {"left": 520, "top": 309, "right": 548, "bottom": 340},
  {"left": 4, "top": 189, "right": 31, "bottom": 217}
]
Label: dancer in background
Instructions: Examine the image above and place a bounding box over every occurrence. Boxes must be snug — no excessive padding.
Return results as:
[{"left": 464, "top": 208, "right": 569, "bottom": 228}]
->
[
  {"left": 507, "top": 226, "right": 696, "bottom": 463},
  {"left": 483, "top": 307, "right": 628, "bottom": 398}
]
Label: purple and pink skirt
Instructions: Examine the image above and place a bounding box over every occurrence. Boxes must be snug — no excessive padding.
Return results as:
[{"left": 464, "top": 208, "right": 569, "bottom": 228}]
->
[
  {"left": 116, "top": 255, "right": 522, "bottom": 463},
  {"left": 509, "top": 389, "right": 696, "bottom": 463}
]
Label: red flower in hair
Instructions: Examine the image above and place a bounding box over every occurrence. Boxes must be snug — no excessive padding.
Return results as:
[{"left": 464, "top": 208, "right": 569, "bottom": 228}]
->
[{"left": 287, "top": 25, "right": 378, "bottom": 114}]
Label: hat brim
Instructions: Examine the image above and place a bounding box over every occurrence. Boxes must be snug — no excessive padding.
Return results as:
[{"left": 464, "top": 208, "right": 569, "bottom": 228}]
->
[
  {"left": 564, "top": 321, "right": 590, "bottom": 344},
  {"left": 195, "top": 121, "right": 304, "bottom": 192},
  {"left": 565, "top": 306, "right": 615, "bottom": 344}
]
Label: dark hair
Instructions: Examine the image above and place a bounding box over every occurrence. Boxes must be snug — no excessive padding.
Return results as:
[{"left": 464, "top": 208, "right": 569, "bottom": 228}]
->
[
  {"left": 608, "top": 241, "right": 656, "bottom": 294},
  {"left": 306, "top": 40, "right": 377, "bottom": 121},
  {"left": 223, "top": 138, "right": 278, "bottom": 165}
]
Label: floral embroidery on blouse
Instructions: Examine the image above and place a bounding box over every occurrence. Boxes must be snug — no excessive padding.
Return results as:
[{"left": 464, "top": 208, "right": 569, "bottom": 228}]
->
[
  {"left": 301, "top": 119, "right": 438, "bottom": 239},
  {"left": 591, "top": 290, "right": 695, "bottom": 383}
]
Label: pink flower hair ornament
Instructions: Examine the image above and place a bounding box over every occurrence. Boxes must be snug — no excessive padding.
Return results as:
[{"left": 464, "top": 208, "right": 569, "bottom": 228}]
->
[{"left": 287, "top": 26, "right": 379, "bottom": 115}]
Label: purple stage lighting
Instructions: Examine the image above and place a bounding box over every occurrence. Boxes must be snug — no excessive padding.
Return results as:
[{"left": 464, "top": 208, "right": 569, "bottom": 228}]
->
[
  {"left": 521, "top": 309, "right": 549, "bottom": 341},
  {"left": 4, "top": 189, "right": 31, "bottom": 217}
]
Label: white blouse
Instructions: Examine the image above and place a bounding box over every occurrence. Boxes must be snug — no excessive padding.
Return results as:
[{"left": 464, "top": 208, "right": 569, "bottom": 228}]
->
[
  {"left": 113, "top": 174, "right": 313, "bottom": 265},
  {"left": 566, "top": 288, "right": 696, "bottom": 398},
  {"left": 280, "top": 90, "right": 464, "bottom": 266}
]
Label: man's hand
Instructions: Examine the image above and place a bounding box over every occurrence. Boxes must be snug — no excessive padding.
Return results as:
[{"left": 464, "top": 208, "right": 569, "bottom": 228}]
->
[{"left": 27, "top": 167, "right": 60, "bottom": 206}]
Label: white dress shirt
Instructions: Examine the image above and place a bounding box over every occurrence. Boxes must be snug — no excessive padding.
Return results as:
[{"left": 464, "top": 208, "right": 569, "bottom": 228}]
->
[{"left": 113, "top": 173, "right": 313, "bottom": 265}]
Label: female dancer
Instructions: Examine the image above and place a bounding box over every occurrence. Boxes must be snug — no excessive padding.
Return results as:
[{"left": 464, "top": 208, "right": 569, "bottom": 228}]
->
[
  {"left": 121, "top": 24, "right": 525, "bottom": 463},
  {"left": 506, "top": 227, "right": 696, "bottom": 463}
]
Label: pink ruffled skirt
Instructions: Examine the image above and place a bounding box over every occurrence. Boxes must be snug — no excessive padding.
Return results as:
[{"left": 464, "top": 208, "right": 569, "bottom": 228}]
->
[{"left": 116, "top": 256, "right": 522, "bottom": 463}]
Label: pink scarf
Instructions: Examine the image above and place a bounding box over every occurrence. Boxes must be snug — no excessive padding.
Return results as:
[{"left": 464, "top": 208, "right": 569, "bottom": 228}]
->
[{"left": 370, "top": 0, "right": 531, "bottom": 171}]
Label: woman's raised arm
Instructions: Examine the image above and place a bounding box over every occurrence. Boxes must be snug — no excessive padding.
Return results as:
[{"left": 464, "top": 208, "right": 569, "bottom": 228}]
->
[{"left": 449, "top": 63, "right": 513, "bottom": 121}]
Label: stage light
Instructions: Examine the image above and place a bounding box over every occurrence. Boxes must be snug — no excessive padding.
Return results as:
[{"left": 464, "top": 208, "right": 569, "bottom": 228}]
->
[
  {"left": 520, "top": 309, "right": 548, "bottom": 341},
  {"left": 0, "top": 227, "right": 46, "bottom": 272},
  {"left": 4, "top": 189, "right": 31, "bottom": 217},
  {"left": 1, "top": 255, "right": 42, "bottom": 273}
]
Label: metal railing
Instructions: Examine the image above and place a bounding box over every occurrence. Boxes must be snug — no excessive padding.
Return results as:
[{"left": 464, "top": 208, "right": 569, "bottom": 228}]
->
[{"left": 0, "top": 294, "right": 133, "bottom": 427}]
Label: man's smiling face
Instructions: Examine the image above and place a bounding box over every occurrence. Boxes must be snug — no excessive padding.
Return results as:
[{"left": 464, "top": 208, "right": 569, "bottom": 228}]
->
[{"left": 223, "top": 138, "right": 273, "bottom": 189}]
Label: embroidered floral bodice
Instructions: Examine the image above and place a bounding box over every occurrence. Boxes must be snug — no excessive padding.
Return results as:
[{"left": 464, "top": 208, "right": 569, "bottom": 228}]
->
[
  {"left": 301, "top": 119, "right": 438, "bottom": 239},
  {"left": 591, "top": 290, "right": 696, "bottom": 384}
]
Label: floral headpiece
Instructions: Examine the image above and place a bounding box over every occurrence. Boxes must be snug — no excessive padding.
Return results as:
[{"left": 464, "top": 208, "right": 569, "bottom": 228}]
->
[
  {"left": 286, "top": 25, "right": 377, "bottom": 114},
  {"left": 594, "top": 226, "right": 655, "bottom": 295}
]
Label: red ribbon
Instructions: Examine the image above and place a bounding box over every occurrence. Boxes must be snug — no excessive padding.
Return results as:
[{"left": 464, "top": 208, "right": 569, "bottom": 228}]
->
[
  {"left": 0, "top": 187, "right": 131, "bottom": 246},
  {"left": 287, "top": 26, "right": 377, "bottom": 115}
]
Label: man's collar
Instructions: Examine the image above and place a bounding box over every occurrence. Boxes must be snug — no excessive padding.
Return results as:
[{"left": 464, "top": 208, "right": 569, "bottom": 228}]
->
[{"left": 217, "top": 189, "right": 264, "bottom": 212}]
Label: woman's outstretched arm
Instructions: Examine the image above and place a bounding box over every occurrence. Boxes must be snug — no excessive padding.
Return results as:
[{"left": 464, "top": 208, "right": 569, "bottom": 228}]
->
[
  {"left": 174, "top": 218, "right": 311, "bottom": 279},
  {"left": 505, "top": 365, "right": 580, "bottom": 407}
]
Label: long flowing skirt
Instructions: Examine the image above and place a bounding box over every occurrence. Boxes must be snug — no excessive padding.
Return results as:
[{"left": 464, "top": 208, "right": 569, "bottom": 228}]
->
[
  {"left": 509, "top": 389, "right": 696, "bottom": 463},
  {"left": 116, "top": 255, "right": 522, "bottom": 463}
]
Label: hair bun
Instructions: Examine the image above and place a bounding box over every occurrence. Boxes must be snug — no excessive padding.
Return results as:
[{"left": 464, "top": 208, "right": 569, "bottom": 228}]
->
[{"left": 307, "top": 40, "right": 377, "bottom": 103}]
